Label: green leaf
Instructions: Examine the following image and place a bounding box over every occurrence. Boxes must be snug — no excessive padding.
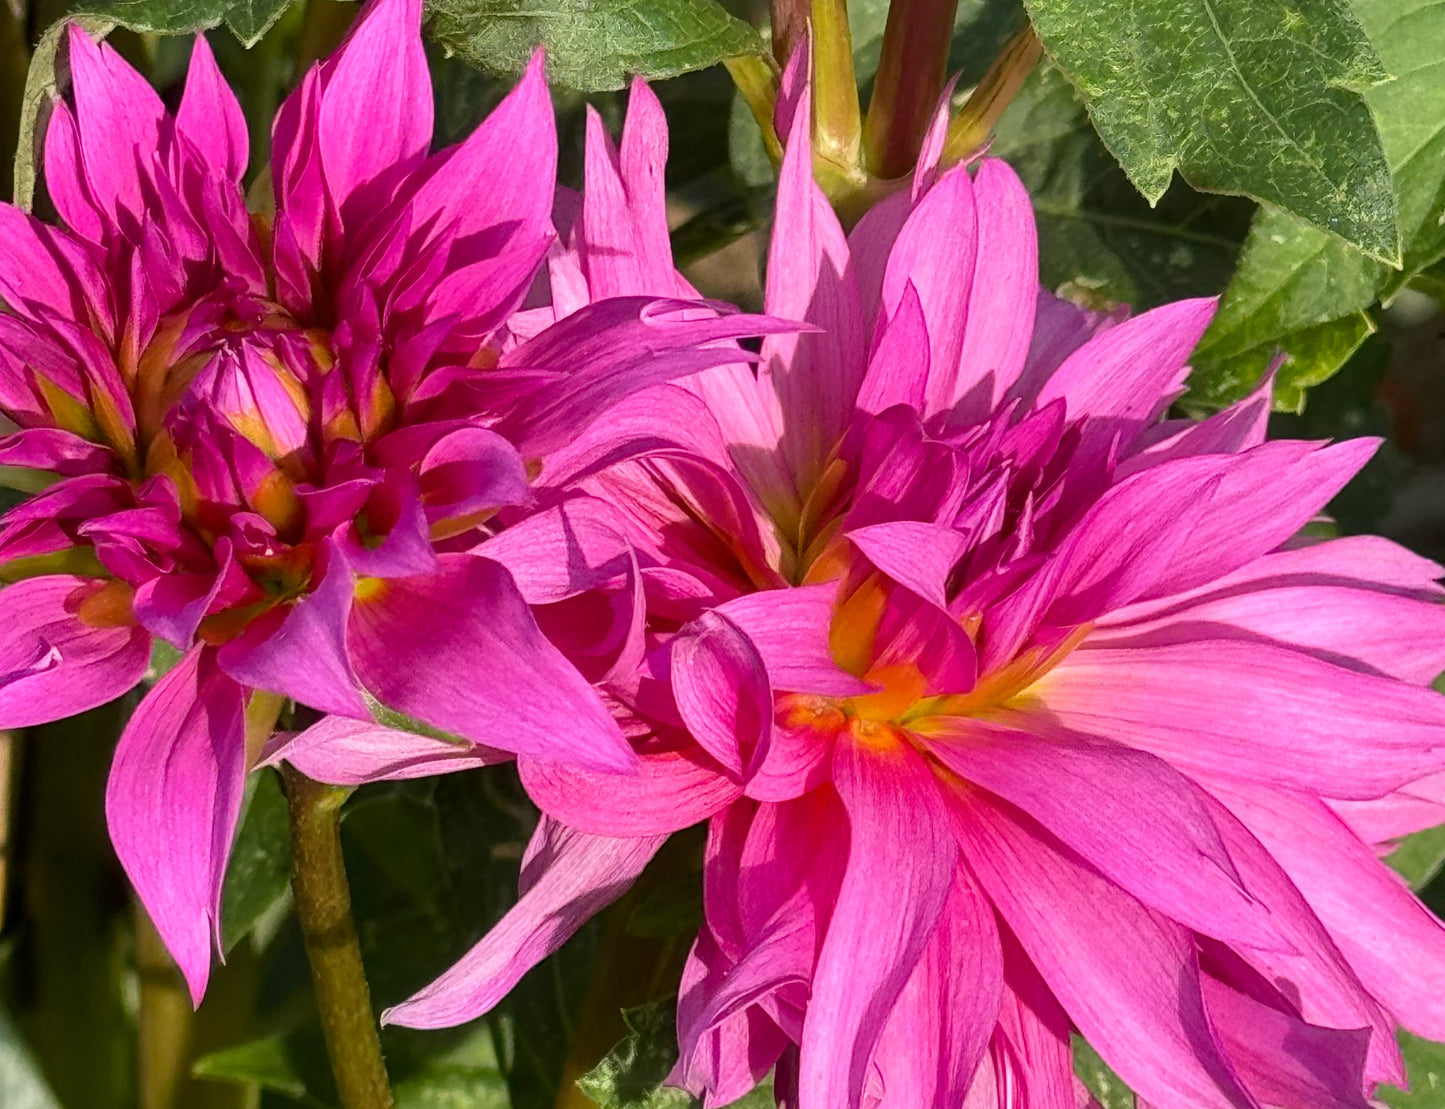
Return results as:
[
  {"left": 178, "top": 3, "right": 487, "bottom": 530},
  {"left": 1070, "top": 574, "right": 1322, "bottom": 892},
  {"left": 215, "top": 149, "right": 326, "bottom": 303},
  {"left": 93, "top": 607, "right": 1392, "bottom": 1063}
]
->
[
  {"left": 1022, "top": 0, "right": 1398, "bottom": 261},
  {"left": 991, "top": 63, "right": 1255, "bottom": 310},
  {"left": 576, "top": 1000, "right": 690, "bottom": 1108},
  {"left": 1381, "top": 1032, "right": 1445, "bottom": 1108},
  {"left": 224, "top": 0, "right": 297, "bottom": 46},
  {"left": 1357, "top": 0, "right": 1445, "bottom": 298},
  {"left": 80, "top": 0, "right": 232, "bottom": 33},
  {"left": 1387, "top": 825, "right": 1445, "bottom": 890},
  {"left": 1186, "top": 204, "right": 1382, "bottom": 410},
  {"left": 193, "top": 1030, "right": 339, "bottom": 1105},
  {"left": 424, "top": 0, "right": 765, "bottom": 93},
  {"left": 220, "top": 767, "right": 293, "bottom": 953},
  {"left": 1187, "top": 0, "right": 1445, "bottom": 408},
  {"left": 192, "top": 1036, "right": 310, "bottom": 1102},
  {"left": 0, "top": 1005, "right": 62, "bottom": 1109},
  {"left": 1073, "top": 1037, "right": 1135, "bottom": 1109}
]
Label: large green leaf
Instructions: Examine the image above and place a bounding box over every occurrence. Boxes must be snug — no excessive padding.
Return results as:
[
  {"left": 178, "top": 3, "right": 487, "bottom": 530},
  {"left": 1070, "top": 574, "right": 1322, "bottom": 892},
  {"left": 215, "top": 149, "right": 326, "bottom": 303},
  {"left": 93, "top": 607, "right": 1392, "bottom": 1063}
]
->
[
  {"left": 425, "top": 0, "right": 765, "bottom": 93},
  {"left": 1187, "top": 0, "right": 1445, "bottom": 408},
  {"left": 1022, "top": 0, "right": 1397, "bottom": 261},
  {"left": 991, "top": 63, "right": 1254, "bottom": 310},
  {"left": 224, "top": 0, "right": 297, "bottom": 46}
]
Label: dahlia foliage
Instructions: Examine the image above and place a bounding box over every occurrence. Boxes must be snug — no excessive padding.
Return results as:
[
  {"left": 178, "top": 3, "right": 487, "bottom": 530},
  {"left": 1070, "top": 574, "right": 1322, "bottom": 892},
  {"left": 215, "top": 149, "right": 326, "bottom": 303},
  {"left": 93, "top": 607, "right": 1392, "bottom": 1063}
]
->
[
  {"left": 3, "top": 2, "right": 1445, "bottom": 1108},
  {"left": 0, "top": 0, "right": 779, "bottom": 1001},
  {"left": 373, "top": 57, "right": 1445, "bottom": 1109}
]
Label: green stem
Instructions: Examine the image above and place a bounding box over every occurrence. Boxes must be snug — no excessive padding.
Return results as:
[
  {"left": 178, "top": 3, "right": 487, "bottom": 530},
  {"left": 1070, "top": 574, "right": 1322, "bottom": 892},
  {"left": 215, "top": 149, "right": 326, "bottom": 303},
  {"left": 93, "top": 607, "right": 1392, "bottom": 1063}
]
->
[
  {"left": 862, "top": 0, "right": 961, "bottom": 179},
  {"left": 943, "top": 24, "right": 1043, "bottom": 165},
  {"left": 282, "top": 764, "right": 394, "bottom": 1109},
  {"left": 134, "top": 904, "right": 193, "bottom": 1109}
]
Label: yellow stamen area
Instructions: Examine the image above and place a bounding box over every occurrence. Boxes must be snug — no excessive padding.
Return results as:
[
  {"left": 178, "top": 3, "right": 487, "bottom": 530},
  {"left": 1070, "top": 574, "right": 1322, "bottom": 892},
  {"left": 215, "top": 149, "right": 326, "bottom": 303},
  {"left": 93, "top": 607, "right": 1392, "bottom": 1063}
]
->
[
  {"left": 847, "top": 662, "right": 928, "bottom": 722},
  {"left": 912, "top": 622, "right": 1093, "bottom": 724},
  {"left": 829, "top": 573, "right": 887, "bottom": 677},
  {"left": 251, "top": 470, "right": 304, "bottom": 538},
  {"left": 75, "top": 579, "right": 135, "bottom": 628},
  {"left": 354, "top": 576, "right": 388, "bottom": 603}
]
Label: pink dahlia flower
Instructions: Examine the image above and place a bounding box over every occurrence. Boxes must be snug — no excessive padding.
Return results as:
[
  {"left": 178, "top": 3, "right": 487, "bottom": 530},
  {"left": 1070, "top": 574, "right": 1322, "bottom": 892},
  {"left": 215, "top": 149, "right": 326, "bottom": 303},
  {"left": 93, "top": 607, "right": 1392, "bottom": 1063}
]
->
[
  {"left": 380, "top": 60, "right": 1445, "bottom": 1109},
  {"left": 0, "top": 0, "right": 782, "bottom": 1002}
]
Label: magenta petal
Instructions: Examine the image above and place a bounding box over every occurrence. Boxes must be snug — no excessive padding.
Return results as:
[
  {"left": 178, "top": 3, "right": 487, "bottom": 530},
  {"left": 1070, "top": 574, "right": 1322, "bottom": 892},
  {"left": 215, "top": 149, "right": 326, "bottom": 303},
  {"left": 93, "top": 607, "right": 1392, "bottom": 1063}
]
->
[
  {"left": 1038, "top": 638, "right": 1445, "bottom": 799},
  {"left": 0, "top": 575, "right": 148, "bottom": 728},
  {"left": 671, "top": 611, "right": 773, "bottom": 778},
  {"left": 956, "top": 791, "right": 1256, "bottom": 1109},
  {"left": 761, "top": 74, "right": 865, "bottom": 496},
  {"left": 264, "top": 716, "right": 508, "bottom": 785},
  {"left": 925, "top": 717, "right": 1280, "bottom": 950},
  {"left": 218, "top": 543, "right": 368, "bottom": 718},
  {"left": 798, "top": 741, "right": 958, "bottom": 1109},
  {"left": 383, "top": 820, "right": 665, "bottom": 1028},
  {"left": 349, "top": 553, "right": 636, "bottom": 772},
  {"left": 176, "top": 34, "right": 248, "bottom": 182},
  {"left": 713, "top": 585, "right": 869, "bottom": 697},
  {"left": 943, "top": 159, "right": 1039, "bottom": 419},
  {"left": 1035, "top": 297, "right": 1216, "bottom": 430},
  {"left": 519, "top": 748, "right": 741, "bottom": 836},
  {"left": 317, "top": 0, "right": 432, "bottom": 209},
  {"left": 1216, "top": 781, "right": 1445, "bottom": 1044},
  {"left": 1203, "top": 975, "right": 1371, "bottom": 1109},
  {"left": 65, "top": 24, "right": 165, "bottom": 225},
  {"left": 869, "top": 865, "right": 1003, "bottom": 1108},
  {"left": 105, "top": 647, "right": 246, "bottom": 1005},
  {"left": 847, "top": 520, "right": 970, "bottom": 608}
]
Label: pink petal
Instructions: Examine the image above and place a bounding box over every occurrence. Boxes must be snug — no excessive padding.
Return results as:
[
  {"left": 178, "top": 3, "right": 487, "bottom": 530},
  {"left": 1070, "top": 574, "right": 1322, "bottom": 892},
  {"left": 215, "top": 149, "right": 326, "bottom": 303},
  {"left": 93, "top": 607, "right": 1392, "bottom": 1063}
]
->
[
  {"left": 176, "top": 34, "right": 248, "bottom": 182},
  {"left": 671, "top": 611, "right": 772, "bottom": 778},
  {"left": 264, "top": 716, "right": 508, "bottom": 785},
  {"left": 218, "top": 542, "right": 367, "bottom": 717},
  {"left": 798, "top": 740, "right": 958, "bottom": 1109},
  {"left": 924, "top": 717, "right": 1280, "bottom": 949},
  {"left": 955, "top": 791, "right": 1256, "bottom": 1109},
  {"left": 846, "top": 520, "right": 970, "bottom": 608},
  {"left": 1034, "top": 297, "right": 1216, "bottom": 431},
  {"left": 1203, "top": 975, "right": 1371, "bottom": 1109},
  {"left": 869, "top": 865, "right": 1003, "bottom": 1107},
  {"left": 519, "top": 748, "right": 741, "bottom": 836},
  {"left": 880, "top": 165, "right": 978, "bottom": 422},
  {"left": 349, "top": 553, "right": 637, "bottom": 773},
  {"left": 941, "top": 159, "right": 1039, "bottom": 422},
  {"left": 761, "top": 74, "right": 865, "bottom": 497},
  {"left": 0, "top": 575, "right": 149, "bottom": 728},
  {"left": 317, "top": 0, "right": 432, "bottom": 210},
  {"left": 1093, "top": 581, "right": 1445, "bottom": 685},
  {"left": 1037, "top": 638, "right": 1445, "bottom": 799},
  {"left": 1215, "top": 781, "right": 1445, "bottom": 1044},
  {"left": 713, "top": 585, "right": 869, "bottom": 696},
  {"left": 383, "top": 820, "right": 665, "bottom": 1028},
  {"left": 64, "top": 24, "right": 165, "bottom": 225},
  {"left": 857, "top": 281, "right": 930, "bottom": 415},
  {"left": 105, "top": 647, "right": 246, "bottom": 1005}
]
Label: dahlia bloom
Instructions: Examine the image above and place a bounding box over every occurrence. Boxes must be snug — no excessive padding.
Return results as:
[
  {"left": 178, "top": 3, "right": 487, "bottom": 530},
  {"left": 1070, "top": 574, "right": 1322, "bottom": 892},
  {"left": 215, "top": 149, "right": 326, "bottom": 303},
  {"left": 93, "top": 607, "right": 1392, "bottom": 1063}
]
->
[
  {"left": 0, "top": 0, "right": 780, "bottom": 1001},
  {"left": 372, "top": 54, "right": 1445, "bottom": 1109}
]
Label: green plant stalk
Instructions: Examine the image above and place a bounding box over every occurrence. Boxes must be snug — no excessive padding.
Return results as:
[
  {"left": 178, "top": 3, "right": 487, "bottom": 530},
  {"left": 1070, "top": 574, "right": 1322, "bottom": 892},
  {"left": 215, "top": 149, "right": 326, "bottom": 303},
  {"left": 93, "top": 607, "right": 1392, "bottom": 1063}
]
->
[
  {"left": 135, "top": 904, "right": 192, "bottom": 1109},
  {"left": 809, "top": 0, "right": 863, "bottom": 174},
  {"left": 862, "top": 0, "right": 962, "bottom": 179},
  {"left": 282, "top": 764, "right": 395, "bottom": 1109},
  {"left": 944, "top": 24, "right": 1043, "bottom": 165}
]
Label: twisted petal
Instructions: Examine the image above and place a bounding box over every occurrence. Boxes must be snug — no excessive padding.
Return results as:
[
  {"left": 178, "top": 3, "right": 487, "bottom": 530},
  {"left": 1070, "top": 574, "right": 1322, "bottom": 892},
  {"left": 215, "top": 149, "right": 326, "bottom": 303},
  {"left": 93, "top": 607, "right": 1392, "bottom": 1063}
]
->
[
  {"left": 0, "top": 575, "right": 148, "bottom": 728},
  {"left": 383, "top": 820, "right": 665, "bottom": 1028}
]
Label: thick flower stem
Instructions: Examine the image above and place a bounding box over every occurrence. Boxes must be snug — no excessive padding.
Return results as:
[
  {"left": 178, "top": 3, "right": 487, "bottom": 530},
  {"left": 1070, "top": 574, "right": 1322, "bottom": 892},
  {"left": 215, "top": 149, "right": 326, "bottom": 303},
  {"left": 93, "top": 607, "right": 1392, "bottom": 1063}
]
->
[
  {"left": 282, "top": 764, "right": 395, "bottom": 1109},
  {"left": 862, "top": 0, "right": 962, "bottom": 179},
  {"left": 134, "top": 904, "right": 192, "bottom": 1109}
]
